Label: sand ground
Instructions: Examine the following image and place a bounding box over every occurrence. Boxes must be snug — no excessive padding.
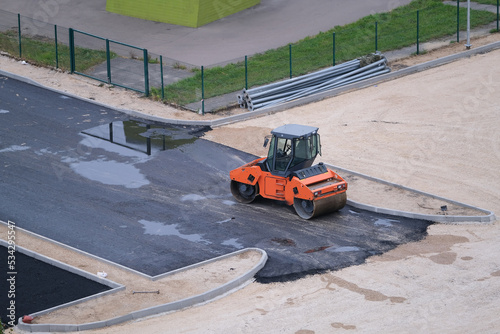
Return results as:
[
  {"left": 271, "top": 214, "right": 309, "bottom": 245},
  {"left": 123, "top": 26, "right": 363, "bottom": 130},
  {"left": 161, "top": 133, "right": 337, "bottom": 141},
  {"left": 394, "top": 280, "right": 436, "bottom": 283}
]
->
[{"left": 2, "top": 34, "right": 500, "bottom": 333}]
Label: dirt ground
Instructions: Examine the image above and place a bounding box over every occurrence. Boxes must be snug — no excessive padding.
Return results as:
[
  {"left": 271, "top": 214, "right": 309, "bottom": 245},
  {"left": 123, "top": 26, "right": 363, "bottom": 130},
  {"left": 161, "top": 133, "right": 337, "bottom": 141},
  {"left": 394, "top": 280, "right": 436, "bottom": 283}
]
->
[{"left": 2, "top": 33, "right": 500, "bottom": 333}]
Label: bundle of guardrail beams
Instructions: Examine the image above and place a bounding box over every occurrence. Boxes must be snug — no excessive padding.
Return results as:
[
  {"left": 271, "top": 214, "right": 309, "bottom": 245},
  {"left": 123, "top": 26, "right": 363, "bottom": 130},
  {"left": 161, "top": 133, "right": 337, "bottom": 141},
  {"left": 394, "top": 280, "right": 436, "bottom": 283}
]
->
[{"left": 238, "top": 54, "right": 390, "bottom": 111}]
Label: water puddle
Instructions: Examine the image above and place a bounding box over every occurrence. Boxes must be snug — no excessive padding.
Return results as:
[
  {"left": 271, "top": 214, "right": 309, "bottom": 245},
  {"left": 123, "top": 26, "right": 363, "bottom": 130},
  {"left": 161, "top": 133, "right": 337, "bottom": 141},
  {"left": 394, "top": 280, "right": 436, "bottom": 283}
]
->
[
  {"left": 215, "top": 217, "right": 235, "bottom": 224},
  {"left": 79, "top": 134, "right": 151, "bottom": 161},
  {"left": 327, "top": 246, "right": 361, "bottom": 253},
  {"left": 81, "top": 120, "right": 198, "bottom": 156},
  {"left": 63, "top": 120, "right": 205, "bottom": 187},
  {"left": 70, "top": 159, "right": 149, "bottom": 188},
  {"left": 221, "top": 238, "right": 244, "bottom": 249},
  {"left": 181, "top": 194, "right": 206, "bottom": 202},
  {"left": 181, "top": 194, "right": 231, "bottom": 203},
  {"left": 306, "top": 245, "right": 361, "bottom": 253},
  {"left": 35, "top": 133, "right": 151, "bottom": 187},
  {"left": 0, "top": 145, "right": 30, "bottom": 153},
  {"left": 138, "top": 219, "right": 211, "bottom": 244},
  {"left": 374, "top": 218, "right": 399, "bottom": 227}
]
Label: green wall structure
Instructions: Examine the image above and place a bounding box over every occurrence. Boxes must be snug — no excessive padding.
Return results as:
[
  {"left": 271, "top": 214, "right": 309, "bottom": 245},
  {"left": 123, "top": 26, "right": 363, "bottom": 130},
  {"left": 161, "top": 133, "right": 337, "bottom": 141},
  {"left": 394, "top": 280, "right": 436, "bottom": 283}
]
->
[{"left": 106, "top": 0, "right": 260, "bottom": 28}]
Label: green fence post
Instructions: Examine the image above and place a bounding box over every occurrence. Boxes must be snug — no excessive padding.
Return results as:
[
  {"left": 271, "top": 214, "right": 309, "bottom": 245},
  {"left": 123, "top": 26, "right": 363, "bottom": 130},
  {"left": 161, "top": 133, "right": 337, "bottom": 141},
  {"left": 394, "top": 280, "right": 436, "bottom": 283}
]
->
[
  {"left": 160, "top": 55, "right": 164, "bottom": 101},
  {"left": 54, "top": 25, "right": 59, "bottom": 69},
  {"left": 333, "top": 32, "right": 336, "bottom": 66},
  {"left": 289, "top": 44, "right": 292, "bottom": 78},
  {"left": 457, "top": 0, "right": 460, "bottom": 42},
  {"left": 143, "top": 48, "right": 149, "bottom": 97},
  {"left": 69, "top": 28, "right": 75, "bottom": 73},
  {"left": 106, "top": 39, "right": 111, "bottom": 84},
  {"left": 417, "top": 10, "right": 420, "bottom": 55},
  {"left": 375, "top": 21, "right": 378, "bottom": 52},
  {"left": 245, "top": 55, "right": 248, "bottom": 90},
  {"left": 201, "top": 65, "right": 205, "bottom": 115},
  {"left": 17, "top": 14, "right": 22, "bottom": 58}
]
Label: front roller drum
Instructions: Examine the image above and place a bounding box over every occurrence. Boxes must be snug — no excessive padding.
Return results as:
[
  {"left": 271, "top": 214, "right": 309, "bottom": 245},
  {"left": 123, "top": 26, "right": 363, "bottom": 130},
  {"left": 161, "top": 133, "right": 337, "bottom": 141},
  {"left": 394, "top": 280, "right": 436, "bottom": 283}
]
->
[
  {"left": 293, "top": 192, "right": 347, "bottom": 220},
  {"left": 231, "top": 180, "right": 258, "bottom": 204}
]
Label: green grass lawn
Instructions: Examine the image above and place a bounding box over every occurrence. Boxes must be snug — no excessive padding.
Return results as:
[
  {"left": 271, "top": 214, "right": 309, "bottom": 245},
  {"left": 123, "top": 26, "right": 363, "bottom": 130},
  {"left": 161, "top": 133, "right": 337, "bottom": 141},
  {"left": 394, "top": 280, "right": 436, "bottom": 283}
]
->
[{"left": 0, "top": 30, "right": 110, "bottom": 72}]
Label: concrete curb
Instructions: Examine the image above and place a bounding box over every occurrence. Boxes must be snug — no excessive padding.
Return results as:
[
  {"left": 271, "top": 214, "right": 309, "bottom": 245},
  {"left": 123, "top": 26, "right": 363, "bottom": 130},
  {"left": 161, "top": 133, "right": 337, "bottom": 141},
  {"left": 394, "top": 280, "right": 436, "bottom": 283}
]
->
[
  {"left": 326, "top": 164, "right": 496, "bottom": 224},
  {"left": 16, "top": 247, "right": 267, "bottom": 333},
  {"left": 17, "top": 248, "right": 267, "bottom": 332},
  {"left": 3, "top": 40, "right": 500, "bottom": 128},
  {"left": 1, "top": 221, "right": 267, "bottom": 332}
]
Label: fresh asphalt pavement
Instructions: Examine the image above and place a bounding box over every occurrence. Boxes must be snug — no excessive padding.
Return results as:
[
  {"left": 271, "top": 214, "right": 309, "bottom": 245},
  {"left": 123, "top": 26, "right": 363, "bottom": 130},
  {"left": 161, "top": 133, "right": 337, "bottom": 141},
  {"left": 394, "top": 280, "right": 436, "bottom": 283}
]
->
[
  {"left": 0, "top": 75, "right": 431, "bottom": 282},
  {"left": 0, "top": 245, "right": 110, "bottom": 327}
]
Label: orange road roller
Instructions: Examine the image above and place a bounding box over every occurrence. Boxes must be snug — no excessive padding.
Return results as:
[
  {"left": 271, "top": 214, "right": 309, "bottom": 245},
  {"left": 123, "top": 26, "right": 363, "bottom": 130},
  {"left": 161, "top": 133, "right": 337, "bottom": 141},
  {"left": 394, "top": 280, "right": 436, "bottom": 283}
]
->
[{"left": 230, "top": 124, "right": 347, "bottom": 219}]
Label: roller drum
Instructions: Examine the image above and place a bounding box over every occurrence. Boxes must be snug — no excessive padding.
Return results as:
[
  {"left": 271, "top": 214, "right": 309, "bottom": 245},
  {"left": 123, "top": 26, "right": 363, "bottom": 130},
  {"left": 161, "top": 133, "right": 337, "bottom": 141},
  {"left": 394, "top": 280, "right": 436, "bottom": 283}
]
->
[{"left": 293, "top": 192, "right": 347, "bottom": 219}]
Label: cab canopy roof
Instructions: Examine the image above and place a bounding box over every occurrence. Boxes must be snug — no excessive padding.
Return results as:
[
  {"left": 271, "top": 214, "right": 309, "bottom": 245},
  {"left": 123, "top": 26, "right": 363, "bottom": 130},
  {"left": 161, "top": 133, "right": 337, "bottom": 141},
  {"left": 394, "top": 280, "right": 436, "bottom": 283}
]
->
[{"left": 271, "top": 124, "right": 319, "bottom": 140}]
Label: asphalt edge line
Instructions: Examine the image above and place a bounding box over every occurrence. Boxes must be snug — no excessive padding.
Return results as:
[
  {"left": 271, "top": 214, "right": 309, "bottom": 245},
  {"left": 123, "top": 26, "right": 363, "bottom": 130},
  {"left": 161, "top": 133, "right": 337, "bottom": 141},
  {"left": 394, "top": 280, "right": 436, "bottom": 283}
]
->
[
  {"left": 326, "top": 163, "right": 497, "bottom": 224},
  {"left": 3, "top": 40, "right": 500, "bottom": 128}
]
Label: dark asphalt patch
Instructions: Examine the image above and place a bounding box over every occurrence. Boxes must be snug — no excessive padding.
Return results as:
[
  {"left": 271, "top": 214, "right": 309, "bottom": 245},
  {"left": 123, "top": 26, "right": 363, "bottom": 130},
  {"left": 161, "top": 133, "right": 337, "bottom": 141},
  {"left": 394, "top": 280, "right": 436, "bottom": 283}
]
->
[{"left": 0, "top": 246, "right": 110, "bottom": 328}]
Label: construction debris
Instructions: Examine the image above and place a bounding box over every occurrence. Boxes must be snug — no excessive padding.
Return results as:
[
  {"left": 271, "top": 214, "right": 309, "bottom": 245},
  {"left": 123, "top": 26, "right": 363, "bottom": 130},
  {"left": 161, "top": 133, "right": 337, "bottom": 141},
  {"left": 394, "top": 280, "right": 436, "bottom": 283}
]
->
[{"left": 238, "top": 53, "right": 390, "bottom": 111}]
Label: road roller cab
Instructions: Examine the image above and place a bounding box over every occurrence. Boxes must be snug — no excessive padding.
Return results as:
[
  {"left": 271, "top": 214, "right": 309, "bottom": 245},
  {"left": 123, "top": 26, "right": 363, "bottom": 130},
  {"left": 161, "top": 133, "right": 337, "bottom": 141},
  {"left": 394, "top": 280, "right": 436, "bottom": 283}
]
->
[{"left": 230, "top": 124, "right": 347, "bottom": 219}]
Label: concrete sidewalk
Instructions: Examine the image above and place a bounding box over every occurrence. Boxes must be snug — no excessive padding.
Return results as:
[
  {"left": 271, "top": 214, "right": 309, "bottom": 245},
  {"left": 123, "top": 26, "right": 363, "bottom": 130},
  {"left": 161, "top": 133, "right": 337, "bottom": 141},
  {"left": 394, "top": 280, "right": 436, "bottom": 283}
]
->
[{"left": 1, "top": 0, "right": 412, "bottom": 66}]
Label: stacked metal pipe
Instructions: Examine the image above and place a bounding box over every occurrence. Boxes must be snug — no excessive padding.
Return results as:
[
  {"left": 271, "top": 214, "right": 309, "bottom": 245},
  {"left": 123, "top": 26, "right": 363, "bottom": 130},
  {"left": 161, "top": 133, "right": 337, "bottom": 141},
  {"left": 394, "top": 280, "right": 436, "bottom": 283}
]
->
[{"left": 238, "top": 54, "right": 390, "bottom": 111}]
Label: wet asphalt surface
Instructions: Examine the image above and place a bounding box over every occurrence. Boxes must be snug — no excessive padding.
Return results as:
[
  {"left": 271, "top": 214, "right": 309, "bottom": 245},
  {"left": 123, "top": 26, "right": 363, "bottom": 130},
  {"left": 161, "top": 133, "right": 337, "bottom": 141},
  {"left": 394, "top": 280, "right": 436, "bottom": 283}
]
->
[{"left": 0, "top": 75, "right": 431, "bottom": 282}]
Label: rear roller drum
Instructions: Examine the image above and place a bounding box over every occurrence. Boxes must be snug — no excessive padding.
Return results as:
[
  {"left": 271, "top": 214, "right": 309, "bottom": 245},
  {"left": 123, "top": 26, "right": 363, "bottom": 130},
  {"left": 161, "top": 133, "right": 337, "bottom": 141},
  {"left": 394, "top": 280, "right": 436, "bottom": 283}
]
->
[
  {"left": 293, "top": 192, "right": 347, "bottom": 219},
  {"left": 231, "top": 180, "right": 258, "bottom": 204},
  {"left": 294, "top": 199, "right": 315, "bottom": 219}
]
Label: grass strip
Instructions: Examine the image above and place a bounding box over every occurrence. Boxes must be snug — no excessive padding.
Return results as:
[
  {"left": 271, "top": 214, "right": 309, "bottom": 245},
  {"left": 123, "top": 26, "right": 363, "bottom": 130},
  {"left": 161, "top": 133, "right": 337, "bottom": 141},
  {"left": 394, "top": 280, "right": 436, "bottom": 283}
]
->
[{"left": 0, "top": 30, "right": 111, "bottom": 72}]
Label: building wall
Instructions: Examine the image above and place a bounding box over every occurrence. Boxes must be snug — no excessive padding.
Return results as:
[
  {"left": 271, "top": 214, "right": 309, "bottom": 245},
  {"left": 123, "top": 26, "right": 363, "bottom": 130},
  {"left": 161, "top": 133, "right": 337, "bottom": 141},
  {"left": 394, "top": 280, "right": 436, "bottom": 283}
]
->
[{"left": 106, "top": 0, "right": 260, "bottom": 28}]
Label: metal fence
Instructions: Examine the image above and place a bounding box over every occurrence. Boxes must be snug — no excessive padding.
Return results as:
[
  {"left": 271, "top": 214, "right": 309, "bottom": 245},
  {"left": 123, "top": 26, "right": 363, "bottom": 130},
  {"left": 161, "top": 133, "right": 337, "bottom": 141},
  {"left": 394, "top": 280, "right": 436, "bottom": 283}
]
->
[
  {"left": 1, "top": 2, "right": 499, "bottom": 115},
  {"left": 70, "top": 28, "right": 150, "bottom": 94}
]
